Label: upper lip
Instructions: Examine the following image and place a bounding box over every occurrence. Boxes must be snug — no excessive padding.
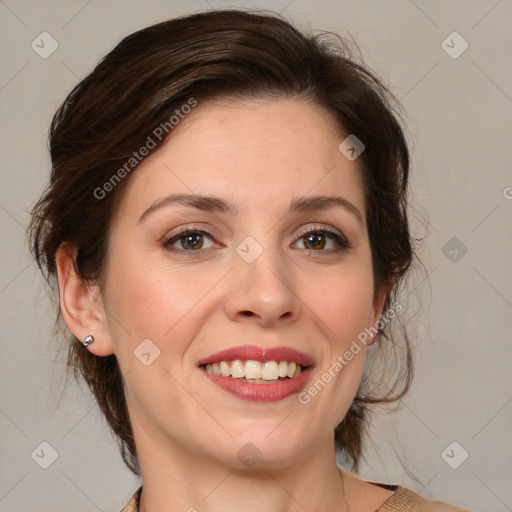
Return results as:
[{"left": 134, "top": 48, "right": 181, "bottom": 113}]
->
[{"left": 197, "top": 345, "right": 315, "bottom": 367}]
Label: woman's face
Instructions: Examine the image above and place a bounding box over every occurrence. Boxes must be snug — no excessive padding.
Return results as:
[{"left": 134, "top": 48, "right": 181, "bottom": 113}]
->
[{"left": 99, "top": 98, "right": 385, "bottom": 469}]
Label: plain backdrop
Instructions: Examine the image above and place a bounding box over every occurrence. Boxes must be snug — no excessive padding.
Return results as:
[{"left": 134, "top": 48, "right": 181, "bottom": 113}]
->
[{"left": 1, "top": 1, "right": 511, "bottom": 511}]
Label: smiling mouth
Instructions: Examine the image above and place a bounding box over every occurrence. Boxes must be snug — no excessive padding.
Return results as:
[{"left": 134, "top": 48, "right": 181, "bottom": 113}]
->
[{"left": 201, "top": 360, "right": 307, "bottom": 384}]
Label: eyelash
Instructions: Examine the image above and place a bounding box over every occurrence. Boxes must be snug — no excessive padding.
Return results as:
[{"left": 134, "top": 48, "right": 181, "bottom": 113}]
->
[{"left": 162, "top": 225, "right": 350, "bottom": 256}]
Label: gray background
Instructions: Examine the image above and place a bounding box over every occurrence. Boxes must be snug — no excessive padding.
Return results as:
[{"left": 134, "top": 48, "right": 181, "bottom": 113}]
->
[{"left": 1, "top": 1, "right": 511, "bottom": 511}]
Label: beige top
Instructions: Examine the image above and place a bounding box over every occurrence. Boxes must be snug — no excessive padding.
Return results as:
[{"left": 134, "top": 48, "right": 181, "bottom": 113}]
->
[{"left": 119, "top": 485, "right": 470, "bottom": 511}]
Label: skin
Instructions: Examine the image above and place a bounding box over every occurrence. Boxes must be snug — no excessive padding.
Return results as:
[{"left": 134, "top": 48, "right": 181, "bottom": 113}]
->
[{"left": 57, "top": 98, "right": 396, "bottom": 511}]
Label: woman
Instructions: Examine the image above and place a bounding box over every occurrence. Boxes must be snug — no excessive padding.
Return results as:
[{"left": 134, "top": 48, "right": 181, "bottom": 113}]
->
[{"left": 28, "top": 9, "right": 469, "bottom": 512}]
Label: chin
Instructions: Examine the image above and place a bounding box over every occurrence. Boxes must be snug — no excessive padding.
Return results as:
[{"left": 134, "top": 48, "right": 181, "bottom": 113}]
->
[{"left": 211, "top": 426, "right": 311, "bottom": 471}]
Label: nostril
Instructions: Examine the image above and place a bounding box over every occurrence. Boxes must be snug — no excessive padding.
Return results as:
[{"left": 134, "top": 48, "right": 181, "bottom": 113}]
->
[{"left": 241, "top": 311, "right": 254, "bottom": 317}]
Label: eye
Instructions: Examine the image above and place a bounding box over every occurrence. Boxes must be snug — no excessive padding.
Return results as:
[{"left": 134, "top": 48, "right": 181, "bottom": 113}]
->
[
  {"left": 163, "top": 229, "right": 216, "bottom": 253},
  {"left": 293, "top": 227, "right": 349, "bottom": 253}
]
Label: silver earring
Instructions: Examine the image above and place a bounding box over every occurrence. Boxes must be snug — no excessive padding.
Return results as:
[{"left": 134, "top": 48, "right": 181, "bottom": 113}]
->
[{"left": 81, "top": 335, "right": 95, "bottom": 348}]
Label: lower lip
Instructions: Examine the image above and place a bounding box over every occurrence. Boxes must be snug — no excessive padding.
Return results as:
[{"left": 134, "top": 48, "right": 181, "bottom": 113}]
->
[{"left": 200, "top": 367, "right": 313, "bottom": 402}]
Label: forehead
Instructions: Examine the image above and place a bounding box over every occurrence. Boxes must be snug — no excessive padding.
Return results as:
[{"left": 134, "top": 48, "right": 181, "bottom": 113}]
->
[{"left": 115, "top": 98, "right": 366, "bottom": 221}]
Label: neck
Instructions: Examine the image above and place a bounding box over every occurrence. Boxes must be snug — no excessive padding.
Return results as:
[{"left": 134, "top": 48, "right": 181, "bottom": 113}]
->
[{"left": 136, "top": 432, "right": 347, "bottom": 512}]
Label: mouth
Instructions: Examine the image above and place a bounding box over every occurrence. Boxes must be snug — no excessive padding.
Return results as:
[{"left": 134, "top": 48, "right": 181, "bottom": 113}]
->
[
  {"left": 197, "top": 345, "right": 315, "bottom": 402},
  {"left": 201, "top": 359, "right": 307, "bottom": 383}
]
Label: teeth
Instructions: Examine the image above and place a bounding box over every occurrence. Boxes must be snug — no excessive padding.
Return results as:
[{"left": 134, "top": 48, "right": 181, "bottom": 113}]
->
[
  {"left": 231, "top": 360, "right": 244, "bottom": 378},
  {"left": 261, "top": 361, "right": 279, "bottom": 380},
  {"left": 278, "top": 360, "right": 288, "bottom": 377},
  {"left": 220, "top": 361, "right": 230, "bottom": 377},
  {"left": 203, "top": 360, "right": 304, "bottom": 380},
  {"left": 287, "top": 362, "right": 296, "bottom": 378},
  {"left": 244, "top": 360, "right": 261, "bottom": 379}
]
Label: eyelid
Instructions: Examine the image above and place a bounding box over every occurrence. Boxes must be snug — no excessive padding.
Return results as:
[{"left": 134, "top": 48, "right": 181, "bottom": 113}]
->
[
  {"left": 161, "top": 225, "right": 223, "bottom": 257},
  {"left": 161, "top": 223, "right": 221, "bottom": 243},
  {"left": 294, "top": 223, "right": 344, "bottom": 239},
  {"left": 292, "top": 223, "right": 351, "bottom": 251}
]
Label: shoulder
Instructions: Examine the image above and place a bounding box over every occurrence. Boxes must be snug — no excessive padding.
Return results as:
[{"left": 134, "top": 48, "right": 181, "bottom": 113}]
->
[
  {"left": 376, "top": 486, "right": 470, "bottom": 512},
  {"left": 340, "top": 469, "right": 469, "bottom": 512}
]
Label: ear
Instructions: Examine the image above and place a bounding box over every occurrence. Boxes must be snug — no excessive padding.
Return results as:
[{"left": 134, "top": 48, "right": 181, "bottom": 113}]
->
[
  {"left": 55, "top": 244, "right": 115, "bottom": 356},
  {"left": 367, "top": 283, "right": 391, "bottom": 347}
]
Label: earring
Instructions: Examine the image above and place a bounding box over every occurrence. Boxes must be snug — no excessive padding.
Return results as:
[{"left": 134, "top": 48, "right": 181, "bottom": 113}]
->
[{"left": 81, "top": 335, "right": 95, "bottom": 348}]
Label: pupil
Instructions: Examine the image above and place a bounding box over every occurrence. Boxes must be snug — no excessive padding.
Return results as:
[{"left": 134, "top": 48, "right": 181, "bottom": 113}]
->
[
  {"left": 306, "top": 233, "right": 325, "bottom": 250},
  {"left": 183, "top": 233, "right": 202, "bottom": 249}
]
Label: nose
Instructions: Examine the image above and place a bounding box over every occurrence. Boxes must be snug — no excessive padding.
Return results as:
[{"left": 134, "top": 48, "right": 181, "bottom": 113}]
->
[{"left": 224, "top": 246, "right": 300, "bottom": 327}]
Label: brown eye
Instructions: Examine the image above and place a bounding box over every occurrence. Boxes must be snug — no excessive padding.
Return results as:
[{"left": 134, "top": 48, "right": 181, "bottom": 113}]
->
[
  {"left": 293, "top": 228, "right": 350, "bottom": 253},
  {"left": 164, "top": 229, "right": 216, "bottom": 252},
  {"left": 180, "top": 232, "right": 204, "bottom": 250},
  {"left": 303, "top": 232, "right": 326, "bottom": 250}
]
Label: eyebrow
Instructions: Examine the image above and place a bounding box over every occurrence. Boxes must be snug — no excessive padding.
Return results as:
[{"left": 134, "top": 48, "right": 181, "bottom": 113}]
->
[{"left": 138, "top": 192, "right": 364, "bottom": 226}]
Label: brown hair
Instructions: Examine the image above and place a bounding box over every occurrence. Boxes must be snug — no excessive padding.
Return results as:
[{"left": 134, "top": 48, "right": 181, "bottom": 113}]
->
[{"left": 28, "top": 9, "right": 414, "bottom": 475}]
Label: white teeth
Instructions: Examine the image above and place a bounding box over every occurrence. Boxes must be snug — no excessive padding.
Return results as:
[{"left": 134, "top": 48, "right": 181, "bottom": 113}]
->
[
  {"left": 231, "top": 359, "right": 244, "bottom": 378},
  {"left": 244, "top": 360, "right": 262, "bottom": 379},
  {"left": 261, "top": 361, "right": 279, "bottom": 381},
  {"left": 220, "top": 361, "right": 231, "bottom": 377},
  {"left": 203, "top": 359, "right": 304, "bottom": 380},
  {"left": 278, "top": 360, "right": 288, "bottom": 378}
]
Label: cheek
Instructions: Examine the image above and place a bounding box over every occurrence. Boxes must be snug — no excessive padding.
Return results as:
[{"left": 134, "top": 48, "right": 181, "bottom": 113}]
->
[
  {"left": 101, "top": 251, "right": 218, "bottom": 416},
  {"left": 303, "top": 265, "right": 375, "bottom": 348},
  {"left": 297, "top": 271, "right": 373, "bottom": 426},
  {"left": 101, "top": 246, "right": 226, "bottom": 356},
  {"left": 299, "top": 264, "right": 374, "bottom": 409}
]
